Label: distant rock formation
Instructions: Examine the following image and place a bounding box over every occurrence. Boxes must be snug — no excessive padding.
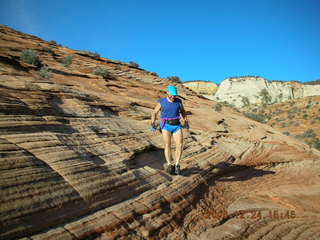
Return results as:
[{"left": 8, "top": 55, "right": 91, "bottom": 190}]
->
[
  {"left": 213, "top": 76, "right": 320, "bottom": 108},
  {"left": 183, "top": 80, "right": 218, "bottom": 99},
  {"left": 1, "top": 25, "right": 320, "bottom": 240}
]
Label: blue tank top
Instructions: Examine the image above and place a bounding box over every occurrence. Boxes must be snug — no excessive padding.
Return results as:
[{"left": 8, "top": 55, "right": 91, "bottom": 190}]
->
[{"left": 158, "top": 97, "right": 182, "bottom": 119}]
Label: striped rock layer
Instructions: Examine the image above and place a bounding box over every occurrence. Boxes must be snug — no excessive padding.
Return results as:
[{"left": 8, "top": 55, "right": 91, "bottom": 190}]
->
[{"left": 0, "top": 26, "right": 320, "bottom": 240}]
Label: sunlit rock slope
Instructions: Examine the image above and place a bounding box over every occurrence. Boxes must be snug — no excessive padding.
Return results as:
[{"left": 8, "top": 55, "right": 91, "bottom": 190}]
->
[{"left": 1, "top": 25, "right": 320, "bottom": 240}]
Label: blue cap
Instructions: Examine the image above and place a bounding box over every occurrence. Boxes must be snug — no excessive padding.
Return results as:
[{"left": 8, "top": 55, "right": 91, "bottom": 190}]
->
[{"left": 167, "top": 85, "right": 178, "bottom": 96}]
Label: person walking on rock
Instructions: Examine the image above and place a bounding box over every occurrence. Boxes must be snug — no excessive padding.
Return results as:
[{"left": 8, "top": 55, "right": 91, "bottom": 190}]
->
[{"left": 150, "top": 85, "right": 188, "bottom": 175}]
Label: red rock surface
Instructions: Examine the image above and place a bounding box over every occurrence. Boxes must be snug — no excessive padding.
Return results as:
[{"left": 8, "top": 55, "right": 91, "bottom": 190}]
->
[{"left": 0, "top": 25, "right": 320, "bottom": 240}]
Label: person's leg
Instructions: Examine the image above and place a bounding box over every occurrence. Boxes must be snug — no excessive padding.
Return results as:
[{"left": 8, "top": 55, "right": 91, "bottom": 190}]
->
[
  {"left": 162, "top": 129, "right": 172, "bottom": 165},
  {"left": 173, "top": 128, "right": 183, "bottom": 166}
]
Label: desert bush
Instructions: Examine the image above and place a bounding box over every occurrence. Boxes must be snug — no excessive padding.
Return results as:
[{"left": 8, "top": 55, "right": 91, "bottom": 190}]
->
[
  {"left": 280, "top": 122, "right": 286, "bottom": 128},
  {"left": 302, "top": 129, "right": 316, "bottom": 138},
  {"left": 311, "top": 138, "right": 320, "bottom": 150},
  {"left": 128, "top": 61, "right": 139, "bottom": 68},
  {"left": 271, "top": 122, "right": 276, "bottom": 127},
  {"left": 42, "top": 46, "right": 54, "bottom": 54},
  {"left": 303, "top": 114, "right": 308, "bottom": 119},
  {"left": 94, "top": 67, "right": 110, "bottom": 79},
  {"left": 288, "top": 107, "right": 299, "bottom": 114},
  {"left": 62, "top": 55, "right": 73, "bottom": 67},
  {"left": 283, "top": 131, "right": 290, "bottom": 136},
  {"left": 244, "top": 112, "right": 266, "bottom": 123},
  {"left": 150, "top": 72, "right": 158, "bottom": 76},
  {"left": 39, "top": 65, "right": 52, "bottom": 79},
  {"left": 20, "top": 49, "right": 41, "bottom": 66},
  {"left": 84, "top": 51, "right": 100, "bottom": 58},
  {"left": 167, "top": 76, "right": 182, "bottom": 83},
  {"left": 214, "top": 103, "right": 223, "bottom": 112}
]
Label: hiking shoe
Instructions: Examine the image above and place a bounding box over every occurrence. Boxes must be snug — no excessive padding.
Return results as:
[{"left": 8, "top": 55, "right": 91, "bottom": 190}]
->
[
  {"left": 166, "top": 164, "right": 175, "bottom": 175},
  {"left": 175, "top": 165, "right": 181, "bottom": 175}
]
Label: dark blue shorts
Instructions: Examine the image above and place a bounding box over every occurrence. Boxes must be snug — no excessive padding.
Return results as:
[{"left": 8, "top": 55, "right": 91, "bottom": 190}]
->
[{"left": 162, "top": 122, "right": 182, "bottom": 134}]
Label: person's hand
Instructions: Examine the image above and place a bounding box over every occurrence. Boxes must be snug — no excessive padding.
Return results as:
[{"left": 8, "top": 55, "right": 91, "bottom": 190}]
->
[
  {"left": 185, "top": 121, "right": 189, "bottom": 130},
  {"left": 150, "top": 123, "right": 158, "bottom": 134}
]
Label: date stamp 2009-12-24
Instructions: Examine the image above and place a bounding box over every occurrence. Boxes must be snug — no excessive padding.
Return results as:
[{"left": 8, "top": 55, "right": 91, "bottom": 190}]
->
[{"left": 202, "top": 209, "right": 296, "bottom": 220}]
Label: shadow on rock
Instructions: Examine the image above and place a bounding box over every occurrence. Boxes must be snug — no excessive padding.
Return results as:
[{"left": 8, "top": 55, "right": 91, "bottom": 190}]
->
[{"left": 182, "top": 162, "right": 275, "bottom": 182}]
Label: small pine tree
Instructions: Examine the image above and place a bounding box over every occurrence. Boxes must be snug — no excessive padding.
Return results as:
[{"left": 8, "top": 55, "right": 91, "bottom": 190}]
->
[
  {"left": 167, "top": 76, "right": 182, "bottom": 83},
  {"left": 129, "top": 61, "right": 139, "bottom": 68}
]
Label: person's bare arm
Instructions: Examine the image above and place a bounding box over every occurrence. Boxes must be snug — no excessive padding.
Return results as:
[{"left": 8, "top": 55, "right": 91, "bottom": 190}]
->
[
  {"left": 180, "top": 102, "right": 189, "bottom": 129},
  {"left": 180, "top": 102, "right": 187, "bottom": 121},
  {"left": 151, "top": 103, "right": 161, "bottom": 127}
]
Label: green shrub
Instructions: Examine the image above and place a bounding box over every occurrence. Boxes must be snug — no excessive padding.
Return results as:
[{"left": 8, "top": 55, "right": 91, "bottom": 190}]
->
[
  {"left": 303, "top": 114, "right": 308, "bottom": 119},
  {"left": 244, "top": 112, "right": 266, "bottom": 123},
  {"left": 84, "top": 51, "right": 100, "bottom": 58},
  {"left": 42, "top": 46, "right": 54, "bottom": 54},
  {"left": 283, "top": 131, "right": 290, "bottom": 136},
  {"left": 128, "top": 61, "right": 139, "bottom": 68},
  {"left": 214, "top": 103, "right": 223, "bottom": 112},
  {"left": 167, "top": 76, "right": 182, "bottom": 83},
  {"left": 311, "top": 138, "right": 320, "bottom": 150},
  {"left": 150, "top": 72, "right": 158, "bottom": 76},
  {"left": 62, "top": 55, "right": 73, "bottom": 67},
  {"left": 94, "top": 67, "right": 110, "bottom": 79},
  {"left": 39, "top": 65, "right": 52, "bottom": 79},
  {"left": 280, "top": 122, "right": 286, "bottom": 128},
  {"left": 20, "top": 49, "right": 41, "bottom": 66},
  {"left": 302, "top": 129, "right": 316, "bottom": 138}
]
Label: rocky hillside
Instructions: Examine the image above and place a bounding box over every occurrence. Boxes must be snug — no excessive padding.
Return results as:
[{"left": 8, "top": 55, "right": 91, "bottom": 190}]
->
[
  {"left": 182, "top": 81, "right": 218, "bottom": 99},
  {"left": 251, "top": 96, "right": 320, "bottom": 150},
  {"left": 213, "top": 76, "right": 320, "bottom": 108},
  {"left": 1, "top": 25, "right": 320, "bottom": 240}
]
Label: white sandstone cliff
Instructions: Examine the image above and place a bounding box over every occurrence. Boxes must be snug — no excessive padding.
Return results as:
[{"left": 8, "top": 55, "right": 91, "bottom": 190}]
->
[{"left": 213, "top": 76, "right": 320, "bottom": 107}]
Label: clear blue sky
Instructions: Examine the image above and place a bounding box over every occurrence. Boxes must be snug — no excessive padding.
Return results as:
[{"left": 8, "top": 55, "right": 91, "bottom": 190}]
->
[{"left": 1, "top": 0, "right": 319, "bottom": 83}]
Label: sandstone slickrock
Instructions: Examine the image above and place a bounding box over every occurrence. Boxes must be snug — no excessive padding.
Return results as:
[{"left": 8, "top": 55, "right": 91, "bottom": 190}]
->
[
  {"left": 1, "top": 25, "right": 320, "bottom": 240},
  {"left": 213, "top": 76, "right": 320, "bottom": 108},
  {"left": 182, "top": 81, "right": 218, "bottom": 99}
]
